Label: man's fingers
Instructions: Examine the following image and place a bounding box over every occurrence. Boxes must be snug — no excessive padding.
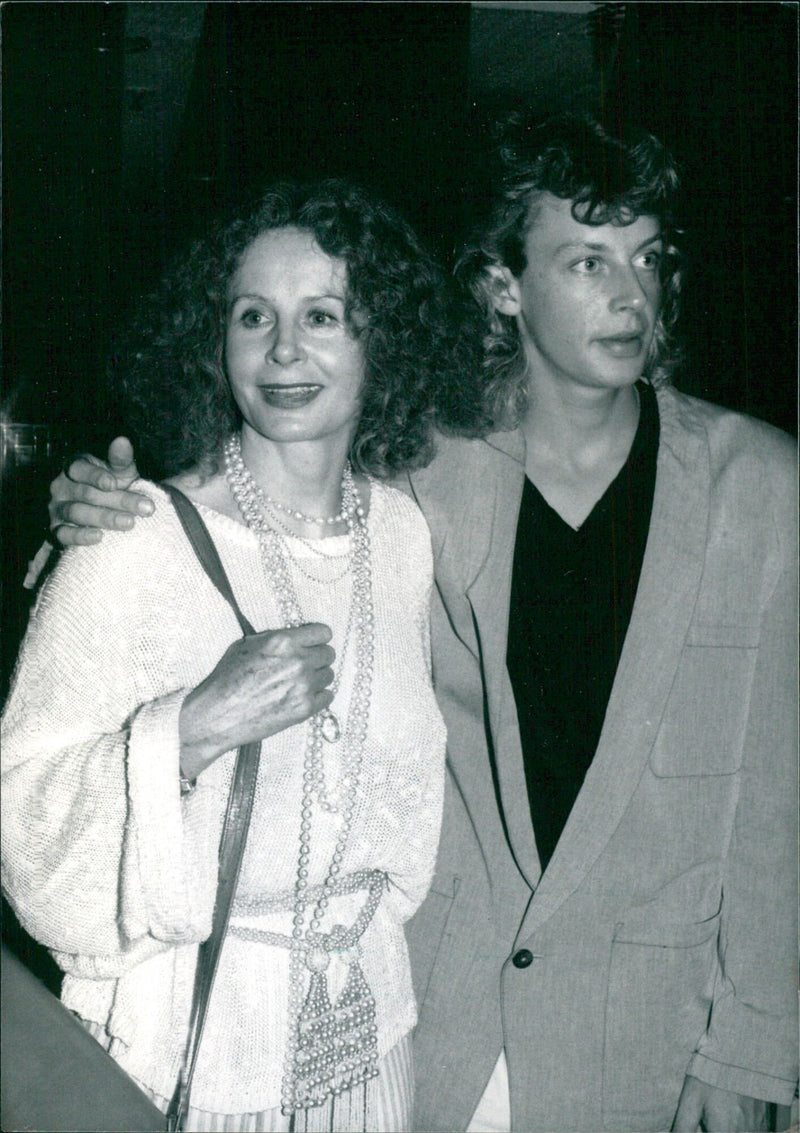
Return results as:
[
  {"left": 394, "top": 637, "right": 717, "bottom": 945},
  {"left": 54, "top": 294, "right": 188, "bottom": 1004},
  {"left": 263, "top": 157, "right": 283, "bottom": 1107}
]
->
[
  {"left": 52, "top": 484, "right": 152, "bottom": 520},
  {"left": 51, "top": 501, "right": 136, "bottom": 535},
  {"left": 58, "top": 441, "right": 140, "bottom": 494},
  {"left": 106, "top": 436, "right": 139, "bottom": 483},
  {"left": 52, "top": 524, "right": 104, "bottom": 547},
  {"left": 63, "top": 457, "right": 116, "bottom": 491}
]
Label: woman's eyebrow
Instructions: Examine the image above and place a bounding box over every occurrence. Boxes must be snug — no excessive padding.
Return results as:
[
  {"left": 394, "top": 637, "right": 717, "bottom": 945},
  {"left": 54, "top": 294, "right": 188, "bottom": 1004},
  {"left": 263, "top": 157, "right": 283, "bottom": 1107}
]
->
[{"left": 229, "top": 291, "right": 346, "bottom": 303}]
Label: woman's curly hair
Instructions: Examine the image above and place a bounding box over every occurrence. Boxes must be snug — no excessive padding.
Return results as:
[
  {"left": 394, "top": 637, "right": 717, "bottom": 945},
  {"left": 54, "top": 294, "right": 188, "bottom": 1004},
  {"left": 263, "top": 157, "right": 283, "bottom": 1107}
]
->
[
  {"left": 442, "top": 113, "right": 685, "bottom": 434},
  {"left": 115, "top": 178, "right": 476, "bottom": 479}
]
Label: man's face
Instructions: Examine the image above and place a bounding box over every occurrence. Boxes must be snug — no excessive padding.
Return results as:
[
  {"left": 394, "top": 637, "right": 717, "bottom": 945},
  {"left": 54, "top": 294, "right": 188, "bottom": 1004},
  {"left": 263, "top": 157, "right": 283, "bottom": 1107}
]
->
[{"left": 495, "top": 193, "right": 663, "bottom": 393}]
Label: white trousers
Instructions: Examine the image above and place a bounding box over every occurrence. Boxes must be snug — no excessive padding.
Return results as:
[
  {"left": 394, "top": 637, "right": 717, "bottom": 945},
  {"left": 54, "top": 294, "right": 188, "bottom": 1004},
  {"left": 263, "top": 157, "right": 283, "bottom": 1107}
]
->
[{"left": 467, "top": 1050, "right": 511, "bottom": 1133}]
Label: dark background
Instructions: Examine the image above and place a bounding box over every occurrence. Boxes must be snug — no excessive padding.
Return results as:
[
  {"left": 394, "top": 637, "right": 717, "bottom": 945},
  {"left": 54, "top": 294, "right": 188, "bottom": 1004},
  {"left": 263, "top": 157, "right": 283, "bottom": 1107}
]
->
[{"left": 1, "top": 0, "right": 797, "bottom": 992}]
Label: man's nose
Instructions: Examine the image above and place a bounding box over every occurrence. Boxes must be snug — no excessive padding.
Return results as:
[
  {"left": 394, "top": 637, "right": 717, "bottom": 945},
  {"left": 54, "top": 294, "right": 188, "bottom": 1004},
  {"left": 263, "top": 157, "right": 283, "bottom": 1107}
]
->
[{"left": 610, "top": 266, "right": 647, "bottom": 311}]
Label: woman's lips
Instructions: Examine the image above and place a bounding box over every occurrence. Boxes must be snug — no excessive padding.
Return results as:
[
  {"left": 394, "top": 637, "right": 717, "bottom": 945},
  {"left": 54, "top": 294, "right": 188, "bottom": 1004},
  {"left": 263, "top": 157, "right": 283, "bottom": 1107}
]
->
[{"left": 258, "top": 384, "right": 322, "bottom": 408}]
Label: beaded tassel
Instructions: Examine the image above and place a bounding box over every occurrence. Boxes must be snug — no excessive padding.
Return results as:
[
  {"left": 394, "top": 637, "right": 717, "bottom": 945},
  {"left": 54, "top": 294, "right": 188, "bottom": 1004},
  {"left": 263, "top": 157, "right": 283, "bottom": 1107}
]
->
[{"left": 292, "top": 958, "right": 379, "bottom": 1109}]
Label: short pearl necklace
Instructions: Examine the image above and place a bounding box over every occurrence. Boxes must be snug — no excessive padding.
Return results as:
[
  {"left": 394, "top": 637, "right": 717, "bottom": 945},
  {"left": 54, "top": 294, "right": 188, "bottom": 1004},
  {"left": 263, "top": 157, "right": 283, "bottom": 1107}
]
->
[
  {"left": 241, "top": 467, "right": 350, "bottom": 528},
  {"left": 223, "top": 434, "right": 379, "bottom": 1114}
]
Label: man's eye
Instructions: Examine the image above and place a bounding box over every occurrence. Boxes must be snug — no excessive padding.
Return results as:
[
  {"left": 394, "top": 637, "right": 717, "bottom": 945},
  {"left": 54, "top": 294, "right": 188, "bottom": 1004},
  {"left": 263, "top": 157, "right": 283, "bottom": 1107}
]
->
[
  {"left": 573, "top": 257, "right": 601, "bottom": 274},
  {"left": 639, "top": 251, "right": 662, "bottom": 271}
]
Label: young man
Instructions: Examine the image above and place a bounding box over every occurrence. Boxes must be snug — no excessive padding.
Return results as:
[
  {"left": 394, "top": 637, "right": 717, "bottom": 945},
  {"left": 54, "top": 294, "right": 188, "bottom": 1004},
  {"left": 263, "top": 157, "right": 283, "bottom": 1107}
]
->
[{"left": 42, "top": 115, "right": 798, "bottom": 1131}]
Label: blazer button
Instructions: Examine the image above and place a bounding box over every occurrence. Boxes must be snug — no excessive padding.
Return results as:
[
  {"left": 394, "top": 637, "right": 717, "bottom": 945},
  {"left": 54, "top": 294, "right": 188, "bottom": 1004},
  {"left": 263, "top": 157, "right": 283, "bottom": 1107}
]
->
[{"left": 512, "top": 948, "right": 533, "bottom": 969}]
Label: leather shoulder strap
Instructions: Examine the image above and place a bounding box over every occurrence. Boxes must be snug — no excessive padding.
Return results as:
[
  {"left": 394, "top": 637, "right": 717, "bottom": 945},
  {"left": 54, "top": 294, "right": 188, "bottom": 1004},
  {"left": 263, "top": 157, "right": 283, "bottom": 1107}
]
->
[
  {"left": 162, "top": 482, "right": 261, "bottom": 1131},
  {"left": 162, "top": 483, "right": 256, "bottom": 636}
]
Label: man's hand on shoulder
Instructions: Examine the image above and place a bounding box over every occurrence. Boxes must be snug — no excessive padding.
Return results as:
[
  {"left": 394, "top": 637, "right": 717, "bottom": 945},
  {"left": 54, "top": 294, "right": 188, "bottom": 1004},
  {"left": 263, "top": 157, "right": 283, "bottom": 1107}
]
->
[
  {"left": 49, "top": 436, "right": 152, "bottom": 547},
  {"left": 24, "top": 438, "right": 152, "bottom": 590},
  {"left": 672, "top": 1075, "right": 769, "bottom": 1132}
]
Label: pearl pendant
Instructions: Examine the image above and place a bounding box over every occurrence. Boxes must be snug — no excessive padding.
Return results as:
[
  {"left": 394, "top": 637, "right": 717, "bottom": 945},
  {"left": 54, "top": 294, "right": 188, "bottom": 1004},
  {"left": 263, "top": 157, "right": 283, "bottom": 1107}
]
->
[
  {"left": 305, "top": 946, "right": 330, "bottom": 973},
  {"left": 320, "top": 710, "right": 341, "bottom": 743}
]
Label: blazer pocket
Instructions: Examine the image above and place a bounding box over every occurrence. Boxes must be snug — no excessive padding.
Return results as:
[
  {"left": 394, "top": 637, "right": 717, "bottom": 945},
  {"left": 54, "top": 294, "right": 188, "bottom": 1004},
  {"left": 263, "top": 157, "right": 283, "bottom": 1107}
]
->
[
  {"left": 602, "top": 912, "right": 720, "bottom": 1130},
  {"left": 406, "top": 876, "right": 460, "bottom": 1010},
  {"left": 612, "top": 909, "right": 720, "bottom": 948},
  {"left": 650, "top": 641, "right": 759, "bottom": 777}
]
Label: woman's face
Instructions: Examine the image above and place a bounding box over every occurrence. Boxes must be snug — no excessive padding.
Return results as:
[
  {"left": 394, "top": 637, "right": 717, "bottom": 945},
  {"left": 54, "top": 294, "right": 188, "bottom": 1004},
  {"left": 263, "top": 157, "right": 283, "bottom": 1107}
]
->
[{"left": 225, "top": 226, "right": 366, "bottom": 451}]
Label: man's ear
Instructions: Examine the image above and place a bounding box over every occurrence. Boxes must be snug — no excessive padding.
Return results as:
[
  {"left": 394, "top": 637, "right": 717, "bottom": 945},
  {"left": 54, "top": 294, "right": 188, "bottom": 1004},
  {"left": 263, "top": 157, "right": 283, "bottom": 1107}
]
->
[{"left": 484, "top": 264, "right": 521, "bottom": 316}]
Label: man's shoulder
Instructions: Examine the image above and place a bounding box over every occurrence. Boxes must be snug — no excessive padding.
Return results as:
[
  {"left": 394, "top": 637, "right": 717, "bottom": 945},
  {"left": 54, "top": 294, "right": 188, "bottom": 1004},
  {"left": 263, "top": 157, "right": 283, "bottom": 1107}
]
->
[
  {"left": 402, "top": 429, "right": 521, "bottom": 492},
  {"left": 659, "top": 385, "right": 797, "bottom": 488},
  {"left": 662, "top": 385, "right": 795, "bottom": 455},
  {"left": 658, "top": 388, "right": 797, "bottom": 561},
  {"left": 389, "top": 430, "right": 521, "bottom": 568}
]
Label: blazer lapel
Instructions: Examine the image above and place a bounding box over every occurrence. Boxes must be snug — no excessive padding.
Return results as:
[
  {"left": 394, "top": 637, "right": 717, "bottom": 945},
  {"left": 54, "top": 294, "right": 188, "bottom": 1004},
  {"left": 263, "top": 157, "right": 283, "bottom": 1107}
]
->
[
  {"left": 464, "top": 432, "right": 542, "bottom": 887},
  {"left": 521, "top": 388, "right": 711, "bottom": 935}
]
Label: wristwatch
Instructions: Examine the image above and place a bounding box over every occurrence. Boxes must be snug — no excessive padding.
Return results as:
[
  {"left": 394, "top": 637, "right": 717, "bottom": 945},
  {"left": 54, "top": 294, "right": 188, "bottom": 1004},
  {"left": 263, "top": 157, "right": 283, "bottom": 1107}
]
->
[{"left": 179, "top": 770, "right": 197, "bottom": 796}]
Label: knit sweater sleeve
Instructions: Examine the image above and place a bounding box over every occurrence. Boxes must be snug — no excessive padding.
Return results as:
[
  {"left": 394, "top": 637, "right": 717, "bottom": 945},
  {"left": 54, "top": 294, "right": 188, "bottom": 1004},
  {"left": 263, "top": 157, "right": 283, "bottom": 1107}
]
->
[
  {"left": 379, "top": 495, "right": 446, "bottom": 924},
  {"left": 1, "top": 515, "right": 220, "bottom": 969}
]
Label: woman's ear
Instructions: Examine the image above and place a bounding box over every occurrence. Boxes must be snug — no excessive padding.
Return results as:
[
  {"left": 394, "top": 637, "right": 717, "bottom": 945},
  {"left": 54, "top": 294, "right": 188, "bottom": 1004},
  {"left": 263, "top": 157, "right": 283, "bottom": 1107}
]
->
[{"left": 484, "top": 265, "right": 521, "bottom": 316}]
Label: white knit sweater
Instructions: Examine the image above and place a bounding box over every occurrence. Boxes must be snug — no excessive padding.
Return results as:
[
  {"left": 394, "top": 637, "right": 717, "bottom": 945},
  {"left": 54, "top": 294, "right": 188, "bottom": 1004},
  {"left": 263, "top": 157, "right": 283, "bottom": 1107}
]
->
[{"left": 1, "top": 479, "right": 446, "bottom": 1114}]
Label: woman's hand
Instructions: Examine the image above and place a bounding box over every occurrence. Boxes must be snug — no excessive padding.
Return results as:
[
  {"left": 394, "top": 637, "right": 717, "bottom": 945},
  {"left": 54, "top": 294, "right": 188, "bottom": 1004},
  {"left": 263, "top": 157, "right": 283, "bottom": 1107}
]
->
[
  {"left": 179, "top": 623, "right": 335, "bottom": 780},
  {"left": 49, "top": 437, "right": 153, "bottom": 547}
]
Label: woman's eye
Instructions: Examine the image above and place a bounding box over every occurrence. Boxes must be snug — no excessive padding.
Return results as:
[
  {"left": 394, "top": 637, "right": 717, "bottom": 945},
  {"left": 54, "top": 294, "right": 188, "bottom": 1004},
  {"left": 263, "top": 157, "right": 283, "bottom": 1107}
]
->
[
  {"left": 240, "top": 308, "right": 268, "bottom": 327},
  {"left": 306, "top": 309, "right": 339, "bottom": 328}
]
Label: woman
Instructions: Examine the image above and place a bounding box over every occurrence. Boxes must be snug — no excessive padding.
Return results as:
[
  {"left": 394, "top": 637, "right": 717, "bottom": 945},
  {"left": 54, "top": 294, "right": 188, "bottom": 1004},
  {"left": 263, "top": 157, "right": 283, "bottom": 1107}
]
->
[{"left": 1, "top": 179, "right": 460, "bottom": 1131}]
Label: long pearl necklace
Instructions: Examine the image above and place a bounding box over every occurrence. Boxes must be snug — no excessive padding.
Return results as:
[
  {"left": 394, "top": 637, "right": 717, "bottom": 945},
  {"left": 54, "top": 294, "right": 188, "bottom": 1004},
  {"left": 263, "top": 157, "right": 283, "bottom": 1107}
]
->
[
  {"left": 223, "top": 434, "right": 379, "bottom": 1114},
  {"left": 224, "top": 435, "right": 364, "bottom": 746}
]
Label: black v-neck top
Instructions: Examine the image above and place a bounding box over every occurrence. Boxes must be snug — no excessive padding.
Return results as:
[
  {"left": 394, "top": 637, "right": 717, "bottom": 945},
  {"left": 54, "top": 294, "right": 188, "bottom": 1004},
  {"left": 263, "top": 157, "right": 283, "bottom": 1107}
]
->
[{"left": 506, "top": 382, "right": 659, "bottom": 872}]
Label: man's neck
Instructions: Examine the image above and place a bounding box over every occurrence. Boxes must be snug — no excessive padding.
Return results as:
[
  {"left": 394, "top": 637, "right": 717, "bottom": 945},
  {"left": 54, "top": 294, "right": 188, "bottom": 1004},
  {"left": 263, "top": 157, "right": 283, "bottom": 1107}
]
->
[{"left": 520, "top": 379, "right": 641, "bottom": 529}]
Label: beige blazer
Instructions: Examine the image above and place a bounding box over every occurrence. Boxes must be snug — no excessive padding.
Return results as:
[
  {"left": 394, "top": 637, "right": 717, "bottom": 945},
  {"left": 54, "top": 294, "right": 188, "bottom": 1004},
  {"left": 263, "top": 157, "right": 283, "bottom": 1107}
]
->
[{"left": 402, "top": 386, "right": 798, "bottom": 1132}]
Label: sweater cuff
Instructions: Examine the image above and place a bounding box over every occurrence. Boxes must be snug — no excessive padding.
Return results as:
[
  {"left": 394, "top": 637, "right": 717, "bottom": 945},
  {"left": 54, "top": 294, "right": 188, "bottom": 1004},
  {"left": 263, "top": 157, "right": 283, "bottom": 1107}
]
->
[
  {"left": 686, "top": 1052, "right": 799, "bottom": 1107},
  {"left": 126, "top": 689, "right": 195, "bottom": 941}
]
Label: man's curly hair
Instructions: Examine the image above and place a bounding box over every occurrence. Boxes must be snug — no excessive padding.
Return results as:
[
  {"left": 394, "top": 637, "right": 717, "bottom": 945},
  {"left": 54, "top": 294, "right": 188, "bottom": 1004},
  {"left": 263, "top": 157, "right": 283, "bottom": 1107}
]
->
[
  {"left": 441, "top": 113, "right": 684, "bottom": 434},
  {"left": 115, "top": 178, "right": 476, "bottom": 479}
]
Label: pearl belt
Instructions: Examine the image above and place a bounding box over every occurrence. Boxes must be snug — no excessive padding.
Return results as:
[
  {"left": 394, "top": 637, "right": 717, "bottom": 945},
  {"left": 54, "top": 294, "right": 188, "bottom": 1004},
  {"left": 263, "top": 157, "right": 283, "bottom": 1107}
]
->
[{"left": 228, "top": 869, "right": 387, "bottom": 962}]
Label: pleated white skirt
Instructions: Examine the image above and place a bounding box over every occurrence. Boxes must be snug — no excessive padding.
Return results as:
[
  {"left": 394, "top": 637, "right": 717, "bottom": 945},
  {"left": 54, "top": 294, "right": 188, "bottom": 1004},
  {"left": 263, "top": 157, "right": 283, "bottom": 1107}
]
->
[{"left": 82, "top": 1018, "right": 413, "bottom": 1133}]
